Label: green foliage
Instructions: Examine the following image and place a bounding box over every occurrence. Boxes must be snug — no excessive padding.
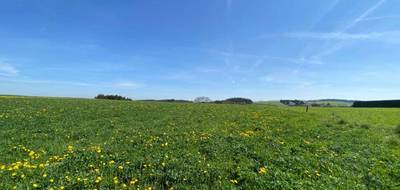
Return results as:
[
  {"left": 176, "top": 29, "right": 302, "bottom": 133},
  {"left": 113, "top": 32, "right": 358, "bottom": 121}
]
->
[
  {"left": 353, "top": 100, "right": 400, "bottom": 108},
  {"left": 395, "top": 125, "right": 400, "bottom": 136},
  {"left": 0, "top": 96, "right": 399, "bottom": 189},
  {"left": 95, "top": 94, "right": 131, "bottom": 101},
  {"left": 223, "top": 97, "right": 253, "bottom": 104}
]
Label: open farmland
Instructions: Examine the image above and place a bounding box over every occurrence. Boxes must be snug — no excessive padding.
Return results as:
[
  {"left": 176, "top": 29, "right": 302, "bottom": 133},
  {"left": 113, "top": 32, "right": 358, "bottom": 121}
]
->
[{"left": 0, "top": 96, "right": 399, "bottom": 189}]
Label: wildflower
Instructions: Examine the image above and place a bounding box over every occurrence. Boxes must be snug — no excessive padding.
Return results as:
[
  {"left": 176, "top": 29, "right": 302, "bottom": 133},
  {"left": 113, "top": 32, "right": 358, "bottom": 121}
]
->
[
  {"left": 258, "top": 166, "right": 268, "bottom": 175},
  {"left": 118, "top": 165, "right": 124, "bottom": 170},
  {"left": 109, "top": 160, "right": 115, "bottom": 165},
  {"left": 113, "top": 177, "right": 119, "bottom": 184},
  {"left": 130, "top": 178, "right": 138, "bottom": 185},
  {"left": 95, "top": 176, "right": 102, "bottom": 183},
  {"left": 42, "top": 173, "right": 47, "bottom": 178},
  {"left": 32, "top": 183, "right": 39, "bottom": 188},
  {"left": 230, "top": 179, "right": 239, "bottom": 184},
  {"left": 49, "top": 178, "right": 54, "bottom": 183},
  {"left": 67, "top": 145, "right": 73, "bottom": 152}
]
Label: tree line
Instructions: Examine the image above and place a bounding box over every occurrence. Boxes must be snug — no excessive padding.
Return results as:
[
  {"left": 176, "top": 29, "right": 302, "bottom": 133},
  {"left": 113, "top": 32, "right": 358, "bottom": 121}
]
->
[
  {"left": 352, "top": 100, "right": 400, "bottom": 108},
  {"left": 94, "top": 94, "right": 132, "bottom": 101},
  {"left": 94, "top": 95, "right": 253, "bottom": 104}
]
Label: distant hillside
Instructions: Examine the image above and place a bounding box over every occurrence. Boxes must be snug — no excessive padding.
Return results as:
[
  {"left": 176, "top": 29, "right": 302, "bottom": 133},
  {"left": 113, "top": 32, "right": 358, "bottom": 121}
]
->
[
  {"left": 307, "top": 99, "right": 355, "bottom": 107},
  {"left": 257, "top": 99, "right": 355, "bottom": 107}
]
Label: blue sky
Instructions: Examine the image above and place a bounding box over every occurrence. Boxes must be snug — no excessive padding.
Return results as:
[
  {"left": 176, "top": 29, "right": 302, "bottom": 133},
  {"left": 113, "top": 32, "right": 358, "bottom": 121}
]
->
[{"left": 1, "top": 0, "right": 400, "bottom": 100}]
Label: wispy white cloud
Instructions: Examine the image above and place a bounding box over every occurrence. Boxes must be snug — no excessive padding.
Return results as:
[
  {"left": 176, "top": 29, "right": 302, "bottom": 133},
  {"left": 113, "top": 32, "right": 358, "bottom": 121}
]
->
[
  {"left": 310, "top": 0, "right": 386, "bottom": 60},
  {"left": 360, "top": 15, "right": 400, "bottom": 22},
  {"left": 343, "top": 0, "right": 386, "bottom": 31},
  {"left": 209, "top": 49, "right": 324, "bottom": 65},
  {"left": 0, "top": 78, "right": 144, "bottom": 89},
  {"left": 112, "top": 81, "right": 143, "bottom": 89},
  {"left": 0, "top": 59, "right": 19, "bottom": 77},
  {"left": 284, "top": 32, "right": 380, "bottom": 40},
  {"left": 259, "top": 74, "right": 315, "bottom": 89},
  {"left": 282, "top": 31, "right": 400, "bottom": 44}
]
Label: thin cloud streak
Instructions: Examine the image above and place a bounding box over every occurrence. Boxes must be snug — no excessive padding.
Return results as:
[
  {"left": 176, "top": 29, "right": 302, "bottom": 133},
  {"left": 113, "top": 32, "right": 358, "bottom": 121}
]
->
[
  {"left": 209, "top": 49, "right": 324, "bottom": 65},
  {"left": 311, "top": 0, "right": 386, "bottom": 60},
  {"left": 0, "top": 78, "right": 144, "bottom": 89},
  {"left": 0, "top": 62, "right": 19, "bottom": 77}
]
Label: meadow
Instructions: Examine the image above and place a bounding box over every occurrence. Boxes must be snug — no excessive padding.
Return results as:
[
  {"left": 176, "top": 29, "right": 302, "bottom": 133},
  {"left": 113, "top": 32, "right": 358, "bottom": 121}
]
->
[{"left": 0, "top": 96, "right": 399, "bottom": 189}]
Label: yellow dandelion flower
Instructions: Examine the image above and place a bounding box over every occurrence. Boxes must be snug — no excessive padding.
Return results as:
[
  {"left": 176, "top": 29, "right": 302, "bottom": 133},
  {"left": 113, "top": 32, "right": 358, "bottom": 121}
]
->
[
  {"left": 95, "top": 176, "right": 102, "bottom": 183},
  {"left": 130, "top": 178, "right": 138, "bottom": 185},
  {"left": 258, "top": 166, "right": 268, "bottom": 175}
]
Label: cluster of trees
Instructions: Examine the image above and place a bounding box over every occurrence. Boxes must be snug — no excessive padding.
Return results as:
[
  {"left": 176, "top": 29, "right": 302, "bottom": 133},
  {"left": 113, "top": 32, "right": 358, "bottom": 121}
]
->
[
  {"left": 353, "top": 100, "right": 400, "bottom": 108},
  {"left": 142, "top": 99, "right": 192, "bottom": 103},
  {"left": 94, "top": 94, "right": 253, "bottom": 105},
  {"left": 222, "top": 97, "right": 253, "bottom": 104},
  {"left": 195, "top": 97, "right": 253, "bottom": 104},
  {"left": 280, "top": 100, "right": 305, "bottom": 106},
  {"left": 94, "top": 94, "right": 132, "bottom": 101}
]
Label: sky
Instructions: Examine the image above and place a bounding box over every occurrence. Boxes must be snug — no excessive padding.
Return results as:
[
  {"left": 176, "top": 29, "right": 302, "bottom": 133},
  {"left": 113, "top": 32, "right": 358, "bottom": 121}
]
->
[{"left": 1, "top": 0, "right": 400, "bottom": 101}]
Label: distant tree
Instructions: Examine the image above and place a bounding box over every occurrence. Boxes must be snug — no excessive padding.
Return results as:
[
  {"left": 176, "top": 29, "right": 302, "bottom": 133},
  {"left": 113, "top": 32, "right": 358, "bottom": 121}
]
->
[
  {"left": 224, "top": 97, "right": 253, "bottom": 104},
  {"left": 95, "top": 94, "right": 132, "bottom": 101},
  {"left": 280, "top": 100, "right": 305, "bottom": 106},
  {"left": 194, "top": 96, "right": 212, "bottom": 103}
]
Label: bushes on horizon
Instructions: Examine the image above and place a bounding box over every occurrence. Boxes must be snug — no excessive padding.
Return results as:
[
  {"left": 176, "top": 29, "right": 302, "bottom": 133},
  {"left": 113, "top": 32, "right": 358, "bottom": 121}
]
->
[
  {"left": 194, "top": 96, "right": 212, "bottom": 103},
  {"left": 94, "top": 94, "right": 132, "bottom": 101},
  {"left": 280, "top": 100, "right": 306, "bottom": 106},
  {"left": 223, "top": 97, "right": 253, "bottom": 104},
  {"left": 353, "top": 100, "right": 400, "bottom": 108}
]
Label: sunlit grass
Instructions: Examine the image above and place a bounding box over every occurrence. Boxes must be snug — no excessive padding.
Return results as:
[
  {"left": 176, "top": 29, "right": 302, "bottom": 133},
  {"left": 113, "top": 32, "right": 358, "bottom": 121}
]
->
[{"left": 0, "top": 97, "right": 399, "bottom": 189}]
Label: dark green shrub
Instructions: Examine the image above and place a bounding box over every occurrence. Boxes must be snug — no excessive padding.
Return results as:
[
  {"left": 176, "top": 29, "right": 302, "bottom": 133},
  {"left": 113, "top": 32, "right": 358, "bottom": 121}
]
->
[
  {"left": 94, "top": 94, "right": 132, "bottom": 101},
  {"left": 394, "top": 125, "right": 400, "bottom": 135},
  {"left": 224, "top": 97, "right": 253, "bottom": 104}
]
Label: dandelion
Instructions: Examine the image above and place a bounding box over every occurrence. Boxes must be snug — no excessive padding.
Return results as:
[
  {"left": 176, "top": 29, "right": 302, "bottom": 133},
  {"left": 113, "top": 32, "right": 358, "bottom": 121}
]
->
[
  {"left": 130, "top": 178, "right": 138, "bottom": 185},
  {"left": 95, "top": 176, "right": 102, "bottom": 183},
  {"left": 42, "top": 173, "right": 47, "bottom": 178},
  {"left": 230, "top": 179, "right": 239, "bottom": 184},
  {"left": 32, "top": 183, "right": 39, "bottom": 188},
  {"left": 258, "top": 166, "right": 268, "bottom": 175},
  {"left": 113, "top": 177, "right": 119, "bottom": 184},
  {"left": 118, "top": 165, "right": 124, "bottom": 170},
  {"left": 67, "top": 145, "right": 74, "bottom": 152},
  {"left": 49, "top": 178, "right": 54, "bottom": 183}
]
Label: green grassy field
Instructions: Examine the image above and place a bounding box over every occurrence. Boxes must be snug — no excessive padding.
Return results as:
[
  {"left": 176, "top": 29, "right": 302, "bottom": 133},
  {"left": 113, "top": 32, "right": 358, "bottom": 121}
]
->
[{"left": 0, "top": 96, "right": 399, "bottom": 189}]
